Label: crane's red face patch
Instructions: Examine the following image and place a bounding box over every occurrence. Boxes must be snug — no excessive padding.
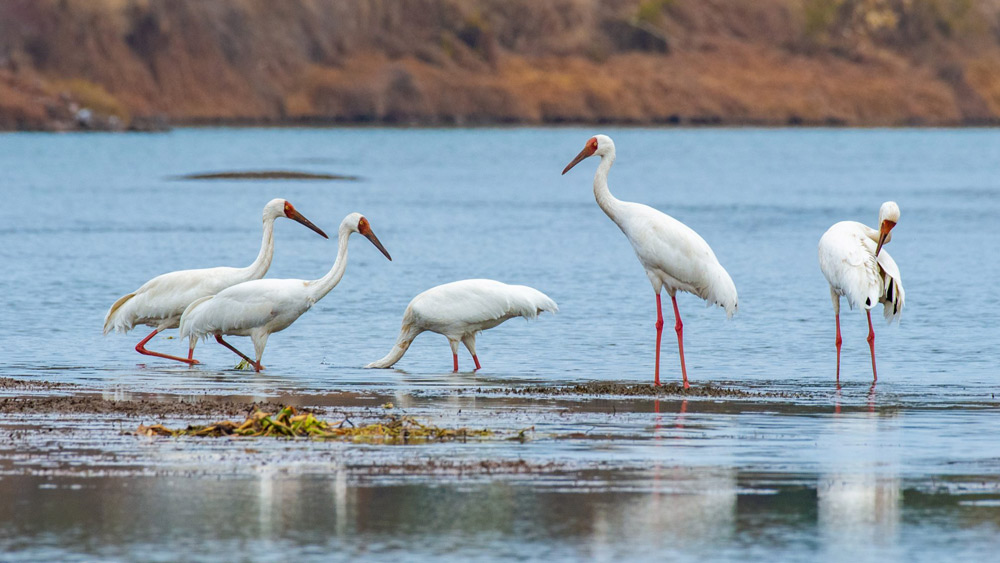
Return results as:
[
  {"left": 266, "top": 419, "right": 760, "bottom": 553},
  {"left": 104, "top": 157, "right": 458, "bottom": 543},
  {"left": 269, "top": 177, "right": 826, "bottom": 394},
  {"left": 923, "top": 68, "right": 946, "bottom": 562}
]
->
[
  {"left": 358, "top": 216, "right": 371, "bottom": 235},
  {"left": 283, "top": 201, "right": 295, "bottom": 217},
  {"left": 562, "top": 137, "right": 600, "bottom": 175}
]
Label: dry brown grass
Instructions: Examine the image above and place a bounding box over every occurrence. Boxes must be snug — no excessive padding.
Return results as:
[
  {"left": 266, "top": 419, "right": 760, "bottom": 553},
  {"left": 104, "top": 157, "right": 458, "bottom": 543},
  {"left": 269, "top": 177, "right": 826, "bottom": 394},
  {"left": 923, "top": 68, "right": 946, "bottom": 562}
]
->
[{"left": 1, "top": 0, "right": 1000, "bottom": 127}]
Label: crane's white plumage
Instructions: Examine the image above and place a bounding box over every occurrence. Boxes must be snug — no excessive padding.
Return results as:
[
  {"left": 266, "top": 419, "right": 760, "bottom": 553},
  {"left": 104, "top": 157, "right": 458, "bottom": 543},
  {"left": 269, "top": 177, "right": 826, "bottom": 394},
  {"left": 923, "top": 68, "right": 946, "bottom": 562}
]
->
[
  {"left": 180, "top": 213, "right": 391, "bottom": 371},
  {"left": 818, "top": 201, "right": 904, "bottom": 380},
  {"left": 103, "top": 198, "right": 327, "bottom": 364},
  {"left": 818, "top": 221, "right": 904, "bottom": 322},
  {"left": 615, "top": 200, "right": 738, "bottom": 318},
  {"left": 365, "top": 279, "right": 558, "bottom": 370},
  {"left": 105, "top": 267, "right": 262, "bottom": 336},
  {"left": 562, "top": 134, "right": 737, "bottom": 387}
]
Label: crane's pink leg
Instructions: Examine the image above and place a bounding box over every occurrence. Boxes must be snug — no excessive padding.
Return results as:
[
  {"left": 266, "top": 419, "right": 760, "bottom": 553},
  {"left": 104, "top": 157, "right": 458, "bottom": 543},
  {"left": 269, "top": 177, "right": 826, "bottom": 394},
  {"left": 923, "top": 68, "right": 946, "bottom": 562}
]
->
[
  {"left": 835, "top": 313, "right": 842, "bottom": 382},
  {"left": 215, "top": 335, "right": 263, "bottom": 372},
  {"left": 671, "top": 295, "right": 689, "bottom": 390},
  {"left": 472, "top": 355, "right": 482, "bottom": 370},
  {"left": 452, "top": 354, "right": 459, "bottom": 372},
  {"left": 135, "top": 329, "right": 199, "bottom": 365},
  {"left": 654, "top": 294, "right": 664, "bottom": 387},
  {"left": 866, "top": 310, "right": 877, "bottom": 383}
]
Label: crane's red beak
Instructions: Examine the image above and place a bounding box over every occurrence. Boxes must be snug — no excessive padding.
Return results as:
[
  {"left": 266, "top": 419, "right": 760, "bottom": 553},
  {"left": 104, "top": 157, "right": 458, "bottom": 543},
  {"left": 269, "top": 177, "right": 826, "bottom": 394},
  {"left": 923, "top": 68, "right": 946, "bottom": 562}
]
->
[
  {"left": 365, "top": 231, "right": 391, "bottom": 261},
  {"left": 562, "top": 146, "right": 595, "bottom": 175},
  {"left": 285, "top": 205, "right": 329, "bottom": 239},
  {"left": 358, "top": 222, "right": 391, "bottom": 261},
  {"left": 875, "top": 220, "right": 895, "bottom": 256}
]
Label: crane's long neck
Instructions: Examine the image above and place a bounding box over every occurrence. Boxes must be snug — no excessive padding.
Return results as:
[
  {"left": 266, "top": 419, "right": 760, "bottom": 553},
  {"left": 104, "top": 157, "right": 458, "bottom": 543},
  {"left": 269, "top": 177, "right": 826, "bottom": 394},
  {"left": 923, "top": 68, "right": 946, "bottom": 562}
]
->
[
  {"left": 242, "top": 216, "right": 276, "bottom": 280},
  {"left": 308, "top": 226, "right": 351, "bottom": 302},
  {"left": 593, "top": 151, "right": 625, "bottom": 224}
]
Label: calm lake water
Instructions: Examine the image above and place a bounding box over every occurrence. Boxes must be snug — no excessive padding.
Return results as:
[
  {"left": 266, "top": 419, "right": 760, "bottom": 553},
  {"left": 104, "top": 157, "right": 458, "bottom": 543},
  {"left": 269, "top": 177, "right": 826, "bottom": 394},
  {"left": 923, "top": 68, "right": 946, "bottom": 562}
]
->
[{"left": 1, "top": 127, "right": 999, "bottom": 561}]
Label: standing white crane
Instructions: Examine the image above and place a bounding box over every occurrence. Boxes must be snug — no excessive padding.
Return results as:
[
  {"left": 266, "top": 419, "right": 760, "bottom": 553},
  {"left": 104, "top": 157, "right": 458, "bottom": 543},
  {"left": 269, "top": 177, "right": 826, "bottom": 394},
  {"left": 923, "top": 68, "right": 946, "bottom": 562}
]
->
[
  {"left": 562, "top": 135, "right": 737, "bottom": 388},
  {"left": 103, "top": 199, "right": 328, "bottom": 364},
  {"left": 818, "top": 201, "right": 904, "bottom": 382},
  {"left": 364, "top": 279, "right": 558, "bottom": 371},
  {"left": 179, "top": 213, "right": 391, "bottom": 371}
]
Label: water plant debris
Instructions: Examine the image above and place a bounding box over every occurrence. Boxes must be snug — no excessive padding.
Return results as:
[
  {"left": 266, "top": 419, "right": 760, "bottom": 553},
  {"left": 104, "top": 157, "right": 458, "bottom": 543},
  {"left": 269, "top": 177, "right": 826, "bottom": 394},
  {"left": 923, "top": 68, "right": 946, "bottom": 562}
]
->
[{"left": 135, "top": 406, "right": 494, "bottom": 443}]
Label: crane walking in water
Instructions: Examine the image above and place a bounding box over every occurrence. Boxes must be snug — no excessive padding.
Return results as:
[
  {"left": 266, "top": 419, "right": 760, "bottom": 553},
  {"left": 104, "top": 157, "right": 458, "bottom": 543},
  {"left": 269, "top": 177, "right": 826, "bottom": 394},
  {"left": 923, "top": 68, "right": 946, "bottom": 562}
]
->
[
  {"left": 818, "top": 201, "right": 904, "bottom": 382},
  {"left": 180, "top": 213, "right": 391, "bottom": 371},
  {"left": 103, "top": 199, "right": 328, "bottom": 364},
  {"left": 365, "top": 279, "right": 558, "bottom": 371},
  {"left": 562, "top": 135, "right": 738, "bottom": 388}
]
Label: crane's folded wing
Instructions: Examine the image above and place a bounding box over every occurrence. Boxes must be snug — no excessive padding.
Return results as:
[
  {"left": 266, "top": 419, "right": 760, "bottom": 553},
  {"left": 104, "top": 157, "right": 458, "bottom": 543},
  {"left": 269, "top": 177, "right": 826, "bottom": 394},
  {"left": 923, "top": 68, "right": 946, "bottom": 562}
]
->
[{"left": 181, "top": 279, "right": 304, "bottom": 337}]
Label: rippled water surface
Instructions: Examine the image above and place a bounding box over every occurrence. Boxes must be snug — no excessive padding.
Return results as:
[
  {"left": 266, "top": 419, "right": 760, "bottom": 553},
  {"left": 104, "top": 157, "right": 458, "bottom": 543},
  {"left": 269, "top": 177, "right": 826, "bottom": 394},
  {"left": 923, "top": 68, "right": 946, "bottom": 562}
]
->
[{"left": 1, "top": 127, "right": 999, "bottom": 561}]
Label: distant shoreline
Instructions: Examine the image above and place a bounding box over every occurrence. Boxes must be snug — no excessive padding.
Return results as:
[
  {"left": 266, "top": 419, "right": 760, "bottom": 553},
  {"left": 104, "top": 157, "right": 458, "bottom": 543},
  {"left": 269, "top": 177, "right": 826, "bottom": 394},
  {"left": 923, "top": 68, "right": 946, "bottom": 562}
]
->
[
  {"left": 7, "top": 2, "right": 1000, "bottom": 134},
  {"left": 176, "top": 112, "right": 1000, "bottom": 129},
  {"left": 180, "top": 117, "right": 1000, "bottom": 129},
  {"left": 7, "top": 116, "right": 999, "bottom": 133}
]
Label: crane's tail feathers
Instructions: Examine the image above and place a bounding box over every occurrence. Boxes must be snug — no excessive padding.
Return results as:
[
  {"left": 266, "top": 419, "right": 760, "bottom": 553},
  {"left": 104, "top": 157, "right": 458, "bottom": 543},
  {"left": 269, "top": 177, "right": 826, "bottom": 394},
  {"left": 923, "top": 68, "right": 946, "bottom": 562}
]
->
[
  {"left": 179, "top": 295, "right": 216, "bottom": 340},
  {"left": 531, "top": 295, "right": 558, "bottom": 317},
  {"left": 103, "top": 293, "right": 137, "bottom": 335},
  {"left": 365, "top": 322, "right": 422, "bottom": 369},
  {"left": 509, "top": 285, "right": 558, "bottom": 319},
  {"left": 877, "top": 250, "right": 904, "bottom": 324},
  {"left": 701, "top": 265, "right": 738, "bottom": 319},
  {"left": 881, "top": 273, "right": 905, "bottom": 324}
]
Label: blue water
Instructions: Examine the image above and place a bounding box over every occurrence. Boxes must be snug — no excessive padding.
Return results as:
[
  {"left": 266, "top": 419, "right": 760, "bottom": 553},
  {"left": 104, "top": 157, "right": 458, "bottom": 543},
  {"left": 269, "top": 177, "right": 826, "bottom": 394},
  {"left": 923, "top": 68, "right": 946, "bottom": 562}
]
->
[
  {"left": 1, "top": 127, "right": 999, "bottom": 561},
  {"left": 2, "top": 127, "right": 997, "bottom": 390}
]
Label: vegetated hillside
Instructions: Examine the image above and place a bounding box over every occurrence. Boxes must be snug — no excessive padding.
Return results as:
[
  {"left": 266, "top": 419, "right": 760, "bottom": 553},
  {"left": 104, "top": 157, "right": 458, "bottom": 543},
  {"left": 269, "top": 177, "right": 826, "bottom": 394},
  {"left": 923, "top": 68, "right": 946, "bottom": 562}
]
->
[{"left": 2, "top": 0, "right": 1000, "bottom": 130}]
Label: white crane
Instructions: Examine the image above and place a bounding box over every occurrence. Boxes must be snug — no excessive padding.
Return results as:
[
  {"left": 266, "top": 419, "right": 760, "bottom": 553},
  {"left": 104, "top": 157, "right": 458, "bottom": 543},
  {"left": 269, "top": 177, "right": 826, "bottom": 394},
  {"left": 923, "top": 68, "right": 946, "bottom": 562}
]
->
[
  {"left": 103, "top": 199, "right": 328, "bottom": 364},
  {"left": 562, "top": 135, "right": 737, "bottom": 388},
  {"left": 818, "top": 201, "right": 904, "bottom": 382},
  {"left": 365, "top": 279, "right": 558, "bottom": 371},
  {"left": 179, "top": 213, "right": 391, "bottom": 371}
]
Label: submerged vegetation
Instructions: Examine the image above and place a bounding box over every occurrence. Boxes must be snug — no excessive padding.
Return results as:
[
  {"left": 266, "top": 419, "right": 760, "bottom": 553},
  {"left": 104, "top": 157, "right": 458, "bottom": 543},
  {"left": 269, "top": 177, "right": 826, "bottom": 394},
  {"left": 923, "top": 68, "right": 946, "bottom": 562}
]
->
[
  {"left": 176, "top": 171, "right": 359, "bottom": 181},
  {"left": 136, "top": 406, "right": 496, "bottom": 444}
]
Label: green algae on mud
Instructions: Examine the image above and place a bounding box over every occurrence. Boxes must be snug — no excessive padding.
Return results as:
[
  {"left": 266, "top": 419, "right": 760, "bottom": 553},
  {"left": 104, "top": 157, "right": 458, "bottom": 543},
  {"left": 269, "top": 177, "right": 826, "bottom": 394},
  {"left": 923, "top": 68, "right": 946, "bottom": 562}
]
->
[{"left": 136, "top": 406, "right": 498, "bottom": 444}]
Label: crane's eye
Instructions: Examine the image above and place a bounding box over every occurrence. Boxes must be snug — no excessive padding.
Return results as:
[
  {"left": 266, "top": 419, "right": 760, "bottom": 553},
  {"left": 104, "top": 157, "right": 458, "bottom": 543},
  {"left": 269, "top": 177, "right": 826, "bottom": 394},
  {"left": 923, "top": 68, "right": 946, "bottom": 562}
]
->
[
  {"left": 589, "top": 139, "right": 598, "bottom": 151},
  {"left": 358, "top": 217, "right": 370, "bottom": 234},
  {"left": 283, "top": 201, "right": 294, "bottom": 216}
]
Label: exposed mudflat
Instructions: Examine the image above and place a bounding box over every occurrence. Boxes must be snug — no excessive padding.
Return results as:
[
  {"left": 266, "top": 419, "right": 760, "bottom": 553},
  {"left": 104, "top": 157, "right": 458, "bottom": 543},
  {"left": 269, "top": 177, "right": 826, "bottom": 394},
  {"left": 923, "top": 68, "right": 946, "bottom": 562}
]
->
[
  {"left": 2, "top": 373, "right": 1000, "bottom": 561},
  {"left": 0, "top": 377, "right": 76, "bottom": 391},
  {"left": 0, "top": 394, "right": 299, "bottom": 418},
  {"left": 478, "top": 381, "right": 796, "bottom": 398}
]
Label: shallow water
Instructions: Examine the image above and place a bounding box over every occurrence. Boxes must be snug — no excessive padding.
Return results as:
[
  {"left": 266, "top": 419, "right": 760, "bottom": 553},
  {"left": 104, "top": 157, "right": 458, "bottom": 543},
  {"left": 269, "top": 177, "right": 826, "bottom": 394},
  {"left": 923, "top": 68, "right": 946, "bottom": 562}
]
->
[
  {"left": 1, "top": 127, "right": 999, "bottom": 560},
  {"left": 2, "top": 127, "right": 997, "bottom": 389}
]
